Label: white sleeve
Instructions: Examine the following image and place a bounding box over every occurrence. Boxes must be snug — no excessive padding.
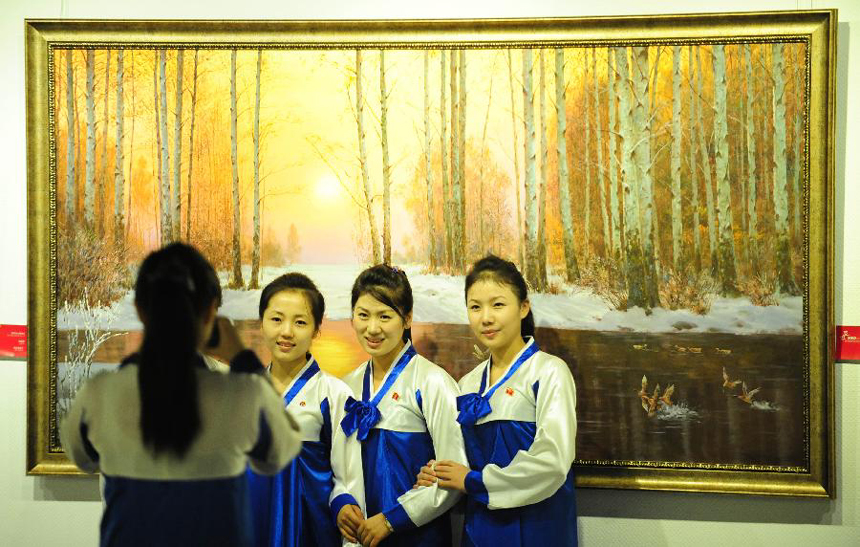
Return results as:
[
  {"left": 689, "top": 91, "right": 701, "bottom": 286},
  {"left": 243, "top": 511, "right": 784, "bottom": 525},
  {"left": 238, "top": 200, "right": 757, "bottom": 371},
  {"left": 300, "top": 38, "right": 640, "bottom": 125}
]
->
[
  {"left": 60, "top": 381, "right": 101, "bottom": 474},
  {"left": 465, "top": 359, "right": 577, "bottom": 510},
  {"left": 247, "top": 376, "right": 303, "bottom": 475},
  {"left": 327, "top": 378, "right": 367, "bottom": 519},
  {"left": 386, "top": 369, "right": 467, "bottom": 529}
]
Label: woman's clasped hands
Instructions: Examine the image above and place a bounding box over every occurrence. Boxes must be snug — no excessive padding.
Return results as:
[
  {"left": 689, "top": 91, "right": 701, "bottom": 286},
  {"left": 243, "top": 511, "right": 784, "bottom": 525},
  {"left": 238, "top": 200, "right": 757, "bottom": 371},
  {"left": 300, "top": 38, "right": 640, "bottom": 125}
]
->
[{"left": 413, "top": 459, "right": 470, "bottom": 493}]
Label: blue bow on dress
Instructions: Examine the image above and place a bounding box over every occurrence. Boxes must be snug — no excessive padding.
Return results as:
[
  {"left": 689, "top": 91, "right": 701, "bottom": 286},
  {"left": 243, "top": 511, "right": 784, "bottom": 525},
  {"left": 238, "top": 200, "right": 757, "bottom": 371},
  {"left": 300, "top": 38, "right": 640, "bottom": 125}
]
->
[
  {"left": 456, "top": 339, "right": 539, "bottom": 426},
  {"left": 341, "top": 397, "right": 382, "bottom": 441},
  {"left": 456, "top": 393, "right": 493, "bottom": 425},
  {"left": 341, "top": 343, "right": 417, "bottom": 441}
]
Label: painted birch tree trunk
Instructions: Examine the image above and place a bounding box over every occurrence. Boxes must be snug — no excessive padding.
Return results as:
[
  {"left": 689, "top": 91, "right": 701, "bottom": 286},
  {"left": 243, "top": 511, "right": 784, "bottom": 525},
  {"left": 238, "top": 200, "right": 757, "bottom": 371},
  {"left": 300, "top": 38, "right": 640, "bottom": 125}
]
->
[
  {"left": 696, "top": 47, "right": 718, "bottom": 275},
  {"left": 583, "top": 51, "right": 592, "bottom": 250},
  {"left": 113, "top": 50, "right": 125, "bottom": 243},
  {"left": 771, "top": 43, "right": 797, "bottom": 294},
  {"left": 65, "top": 50, "right": 76, "bottom": 223},
  {"left": 154, "top": 55, "right": 165, "bottom": 245},
  {"left": 250, "top": 50, "right": 262, "bottom": 290},
  {"left": 616, "top": 47, "right": 648, "bottom": 310},
  {"left": 670, "top": 45, "right": 683, "bottom": 269},
  {"left": 99, "top": 51, "right": 110, "bottom": 236},
  {"left": 424, "top": 51, "right": 437, "bottom": 271},
  {"left": 745, "top": 44, "right": 758, "bottom": 265},
  {"left": 631, "top": 46, "right": 659, "bottom": 308},
  {"left": 522, "top": 49, "right": 540, "bottom": 291},
  {"left": 186, "top": 50, "right": 199, "bottom": 241},
  {"left": 127, "top": 50, "right": 134, "bottom": 241},
  {"left": 159, "top": 50, "right": 171, "bottom": 244},
  {"left": 172, "top": 50, "right": 184, "bottom": 241},
  {"left": 592, "top": 48, "right": 610, "bottom": 254},
  {"left": 689, "top": 46, "right": 701, "bottom": 271},
  {"left": 450, "top": 51, "right": 461, "bottom": 270},
  {"left": 229, "top": 50, "right": 244, "bottom": 288},
  {"left": 355, "top": 51, "right": 381, "bottom": 265},
  {"left": 556, "top": 48, "right": 579, "bottom": 282},
  {"left": 536, "top": 51, "right": 548, "bottom": 290},
  {"left": 712, "top": 45, "right": 738, "bottom": 295},
  {"left": 607, "top": 47, "right": 621, "bottom": 259},
  {"left": 508, "top": 50, "right": 525, "bottom": 270},
  {"left": 380, "top": 51, "right": 392, "bottom": 265},
  {"left": 458, "top": 49, "right": 467, "bottom": 268},
  {"left": 440, "top": 51, "right": 452, "bottom": 270},
  {"left": 84, "top": 50, "right": 96, "bottom": 228}
]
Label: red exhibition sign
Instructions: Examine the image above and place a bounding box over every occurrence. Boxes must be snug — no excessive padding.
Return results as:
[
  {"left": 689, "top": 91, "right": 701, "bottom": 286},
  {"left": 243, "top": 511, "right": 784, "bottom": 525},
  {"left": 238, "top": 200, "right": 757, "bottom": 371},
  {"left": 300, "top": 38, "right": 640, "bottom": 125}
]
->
[
  {"left": 0, "top": 324, "right": 27, "bottom": 360},
  {"left": 836, "top": 326, "right": 860, "bottom": 363}
]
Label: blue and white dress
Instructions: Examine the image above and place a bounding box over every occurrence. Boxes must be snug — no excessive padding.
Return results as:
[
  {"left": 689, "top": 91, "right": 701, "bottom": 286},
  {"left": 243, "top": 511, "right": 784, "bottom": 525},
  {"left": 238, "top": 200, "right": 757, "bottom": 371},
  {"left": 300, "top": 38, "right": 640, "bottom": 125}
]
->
[
  {"left": 247, "top": 355, "right": 365, "bottom": 547},
  {"left": 456, "top": 338, "right": 578, "bottom": 547},
  {"left": 60, "top": 352, "right": 303, "bottom": 547},
  {"left": 340, "top": 342, "right": 466, "bottom": 547}
]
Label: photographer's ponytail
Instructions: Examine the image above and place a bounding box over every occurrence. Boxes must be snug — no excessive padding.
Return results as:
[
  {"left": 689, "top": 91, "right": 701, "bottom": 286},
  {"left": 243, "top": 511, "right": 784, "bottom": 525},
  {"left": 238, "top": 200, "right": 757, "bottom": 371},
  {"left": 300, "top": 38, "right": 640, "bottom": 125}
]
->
[{"left": 135, "top": 244, "right": 221, "bottom": 457}]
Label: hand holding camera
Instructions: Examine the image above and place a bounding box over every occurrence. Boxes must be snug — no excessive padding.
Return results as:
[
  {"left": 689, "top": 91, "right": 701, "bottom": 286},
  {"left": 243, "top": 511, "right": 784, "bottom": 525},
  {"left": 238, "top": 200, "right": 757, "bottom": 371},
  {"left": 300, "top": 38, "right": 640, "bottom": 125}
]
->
[{"left": 204, "top": 316, "right": 247, "bottom": 365}]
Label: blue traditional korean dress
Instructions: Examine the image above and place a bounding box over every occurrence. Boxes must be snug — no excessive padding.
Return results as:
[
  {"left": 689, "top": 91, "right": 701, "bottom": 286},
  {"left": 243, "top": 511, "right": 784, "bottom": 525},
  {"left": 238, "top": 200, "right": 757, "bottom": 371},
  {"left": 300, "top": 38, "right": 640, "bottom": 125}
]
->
[
  {"left": 455, "top": 338, "right": 578, "bottom": 547},
  {"left": 247, "top": 355, "right": 365, "bottom": 547},
  {"left": 340, "top": 342, "right": 466, "bottom": 547}
]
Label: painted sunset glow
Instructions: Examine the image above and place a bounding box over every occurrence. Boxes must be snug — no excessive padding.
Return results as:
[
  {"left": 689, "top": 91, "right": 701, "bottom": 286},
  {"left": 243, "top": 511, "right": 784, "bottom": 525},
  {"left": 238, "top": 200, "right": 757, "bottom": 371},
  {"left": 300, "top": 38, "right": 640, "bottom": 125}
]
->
[{"left": 53, "top": 44, "right": 807, "bottom": 467}]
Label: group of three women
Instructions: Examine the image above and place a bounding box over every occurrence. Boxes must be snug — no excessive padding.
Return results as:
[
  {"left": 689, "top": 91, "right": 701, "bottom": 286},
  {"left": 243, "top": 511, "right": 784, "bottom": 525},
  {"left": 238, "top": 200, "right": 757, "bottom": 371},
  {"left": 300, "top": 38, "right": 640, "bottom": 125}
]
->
[
  {"left": 249, "top": 256, "right": 578, "bottom": 547},
  {"left": 61, "top": 243, "right": 578, "bottom": 547}
]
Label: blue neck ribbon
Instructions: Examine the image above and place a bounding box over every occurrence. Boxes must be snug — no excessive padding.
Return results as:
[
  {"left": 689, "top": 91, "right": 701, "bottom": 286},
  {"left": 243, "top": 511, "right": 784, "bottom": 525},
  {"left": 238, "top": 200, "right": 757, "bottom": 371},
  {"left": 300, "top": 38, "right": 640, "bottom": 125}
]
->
[
  {"left": 341, "top": 342, "right": 417, "bottom": 441},
  {"left": 456, "top": 338, "right": 539, "bottom": 426},
  {"left": 283, "top": 357, "right": 320, "bottom": 406}
]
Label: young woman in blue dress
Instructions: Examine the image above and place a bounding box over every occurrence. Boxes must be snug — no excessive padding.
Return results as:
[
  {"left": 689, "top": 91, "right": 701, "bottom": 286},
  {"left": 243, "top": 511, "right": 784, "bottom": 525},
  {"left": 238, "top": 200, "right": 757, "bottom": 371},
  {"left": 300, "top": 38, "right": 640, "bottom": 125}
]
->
[
  {"left": 247, "top": 273, "right": 366, "bottom": 547},
  {"left": 340, "top": 264, "right": 467, "bottom": 547},
  {"left": 416, "top": 255, "right": 578, "bottom": 546}
]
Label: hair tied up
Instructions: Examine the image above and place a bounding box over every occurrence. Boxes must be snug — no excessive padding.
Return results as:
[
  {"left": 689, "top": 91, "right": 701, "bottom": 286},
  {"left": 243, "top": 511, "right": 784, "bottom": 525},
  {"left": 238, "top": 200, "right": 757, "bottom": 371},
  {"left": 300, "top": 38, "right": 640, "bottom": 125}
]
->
[{"left": 148, "top": 270, "right": 196, "bottom": 294}]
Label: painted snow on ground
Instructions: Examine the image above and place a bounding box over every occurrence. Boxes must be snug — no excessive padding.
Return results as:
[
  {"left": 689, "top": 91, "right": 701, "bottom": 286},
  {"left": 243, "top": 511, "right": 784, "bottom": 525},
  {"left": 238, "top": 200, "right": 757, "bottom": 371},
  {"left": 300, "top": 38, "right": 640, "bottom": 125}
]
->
[{"left": 58, "top": 263, "right": 803, "bottom": 335}]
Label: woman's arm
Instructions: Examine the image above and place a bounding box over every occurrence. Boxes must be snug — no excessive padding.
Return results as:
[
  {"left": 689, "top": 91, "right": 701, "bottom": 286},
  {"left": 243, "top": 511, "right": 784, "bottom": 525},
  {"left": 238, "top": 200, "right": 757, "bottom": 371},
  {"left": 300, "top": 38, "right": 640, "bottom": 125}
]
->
[
  {"left": 443, "top": 358, "right": 577, "bottom": 510},
  {"left": 381, "top": 367, "right": 467, "bottom": 531},
  {"left": 327, "top": 379, "right": 366, "bottom": 544},
  {"left": 60, "top": 381, "right": 101, "bottom": 473}
]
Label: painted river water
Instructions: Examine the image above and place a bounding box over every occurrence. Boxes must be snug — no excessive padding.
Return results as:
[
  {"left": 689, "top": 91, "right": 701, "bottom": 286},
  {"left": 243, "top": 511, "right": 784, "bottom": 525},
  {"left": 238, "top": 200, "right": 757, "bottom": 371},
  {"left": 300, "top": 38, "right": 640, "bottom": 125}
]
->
[{"left": 59, "top": 321, "right": 804, "bottom": 468}]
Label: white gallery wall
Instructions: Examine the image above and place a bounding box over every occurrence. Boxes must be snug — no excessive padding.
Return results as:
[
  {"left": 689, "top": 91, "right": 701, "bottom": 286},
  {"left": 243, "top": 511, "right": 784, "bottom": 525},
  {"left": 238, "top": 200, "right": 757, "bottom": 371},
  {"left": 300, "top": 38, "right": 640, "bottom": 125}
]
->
[{"left": 1, "top": 0, "right": 858, "bottom": 545}]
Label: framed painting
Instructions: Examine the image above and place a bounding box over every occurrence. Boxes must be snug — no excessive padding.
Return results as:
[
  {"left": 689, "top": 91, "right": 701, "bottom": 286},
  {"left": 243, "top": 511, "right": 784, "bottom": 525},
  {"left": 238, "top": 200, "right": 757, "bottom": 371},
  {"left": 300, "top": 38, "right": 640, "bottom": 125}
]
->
[{"left": 26, "top": 11, "right": 836, "bottom": 497}]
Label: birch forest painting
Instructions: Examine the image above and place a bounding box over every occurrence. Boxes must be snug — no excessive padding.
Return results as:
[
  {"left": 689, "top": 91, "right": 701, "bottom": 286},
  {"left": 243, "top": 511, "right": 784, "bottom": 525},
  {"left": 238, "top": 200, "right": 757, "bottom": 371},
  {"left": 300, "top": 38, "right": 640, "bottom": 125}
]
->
[{"left": 52, "top": 42, "right": 808, "bottom": 469}]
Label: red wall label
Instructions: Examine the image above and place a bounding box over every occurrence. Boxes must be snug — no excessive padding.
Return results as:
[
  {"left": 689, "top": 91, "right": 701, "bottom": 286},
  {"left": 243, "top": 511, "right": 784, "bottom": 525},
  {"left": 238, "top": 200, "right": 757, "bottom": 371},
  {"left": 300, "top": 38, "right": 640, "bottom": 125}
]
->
[
  {"left": 836, "top": 326, "right": 860, "bottom": 363},
  {"left": 0, "top": 324, "right": 27, "bottom": 360}
]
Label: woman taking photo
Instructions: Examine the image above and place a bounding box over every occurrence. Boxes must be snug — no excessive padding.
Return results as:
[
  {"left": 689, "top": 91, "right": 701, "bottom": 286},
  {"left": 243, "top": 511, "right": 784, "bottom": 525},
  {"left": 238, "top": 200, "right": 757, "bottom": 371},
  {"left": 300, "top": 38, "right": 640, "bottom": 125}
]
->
[
  {"left": 340, "top": 265, "right": 466, "bottom": 547},
  {"left": 418, "top": 255, "right": 578, "bottom": 546},
  {"left": 61, "top": 243, "right": 302, "bottom": 547},
  {"left": 247, "top": 273, "right": 365, "bottom": 546}
]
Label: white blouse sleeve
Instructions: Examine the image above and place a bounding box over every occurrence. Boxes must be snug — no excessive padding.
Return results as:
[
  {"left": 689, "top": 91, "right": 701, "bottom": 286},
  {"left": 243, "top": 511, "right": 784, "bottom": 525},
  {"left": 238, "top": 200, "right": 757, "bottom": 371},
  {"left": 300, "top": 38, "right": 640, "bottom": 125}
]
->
[
  {"left": 386, "top": 368, "right": 467, "bottom": 529},
  {"left": 326, "top": 377, "right": 367, "bottom": 519},
  {"left": 60, "top": 380, "right": 101, "bottom": 474},
  {"left": 464, "top": 358, "right": 577, "bottom": 510}
]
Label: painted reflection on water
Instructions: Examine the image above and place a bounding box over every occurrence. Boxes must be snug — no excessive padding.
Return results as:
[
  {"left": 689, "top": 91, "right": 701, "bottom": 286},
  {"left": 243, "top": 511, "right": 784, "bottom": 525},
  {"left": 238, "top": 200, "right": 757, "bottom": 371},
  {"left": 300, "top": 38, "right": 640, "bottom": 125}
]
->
[{"left": 59, "top": 320, "right": 803, "bottom": 468}]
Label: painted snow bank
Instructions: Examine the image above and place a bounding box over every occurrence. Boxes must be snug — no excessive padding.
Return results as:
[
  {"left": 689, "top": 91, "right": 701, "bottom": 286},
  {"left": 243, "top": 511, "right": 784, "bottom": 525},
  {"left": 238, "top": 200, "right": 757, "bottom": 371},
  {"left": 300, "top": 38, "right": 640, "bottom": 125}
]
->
[{"left": 58, "top": 263, "right": 802, "bottom": 335}]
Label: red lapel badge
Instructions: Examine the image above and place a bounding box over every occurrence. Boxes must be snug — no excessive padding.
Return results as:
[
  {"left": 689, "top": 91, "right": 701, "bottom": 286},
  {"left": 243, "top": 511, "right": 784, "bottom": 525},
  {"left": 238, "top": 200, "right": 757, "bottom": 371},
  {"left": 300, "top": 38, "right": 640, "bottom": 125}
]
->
[
  {"left": 505, "top": 387, "right": 514, "bottom": 396},
  {"left": 392, "top": 392, "right": 400, "bottom": 401}
]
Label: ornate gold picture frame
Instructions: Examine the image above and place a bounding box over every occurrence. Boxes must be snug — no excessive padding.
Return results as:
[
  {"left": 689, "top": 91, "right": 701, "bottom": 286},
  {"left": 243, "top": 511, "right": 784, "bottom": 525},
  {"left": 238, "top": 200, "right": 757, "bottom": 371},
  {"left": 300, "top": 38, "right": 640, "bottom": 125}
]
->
[{"left": 26, "top": 11, "right": 836, "bottom": 497}]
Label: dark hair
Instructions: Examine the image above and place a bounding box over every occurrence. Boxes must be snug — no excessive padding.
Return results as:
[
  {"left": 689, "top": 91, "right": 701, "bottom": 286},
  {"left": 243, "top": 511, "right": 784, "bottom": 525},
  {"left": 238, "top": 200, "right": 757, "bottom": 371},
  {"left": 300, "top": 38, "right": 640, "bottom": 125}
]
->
[
  {"left": 258, "top": 273, "right": 325, "bottom": 331},
  {"left": 134, "top": 242, "right": 221, "bottom": 457},
  {"left": 350, "top": 264, "right": 413, "bottom": 342},
  {"left": 464, "top": 254, "right": 535, "bottom": 339}
]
